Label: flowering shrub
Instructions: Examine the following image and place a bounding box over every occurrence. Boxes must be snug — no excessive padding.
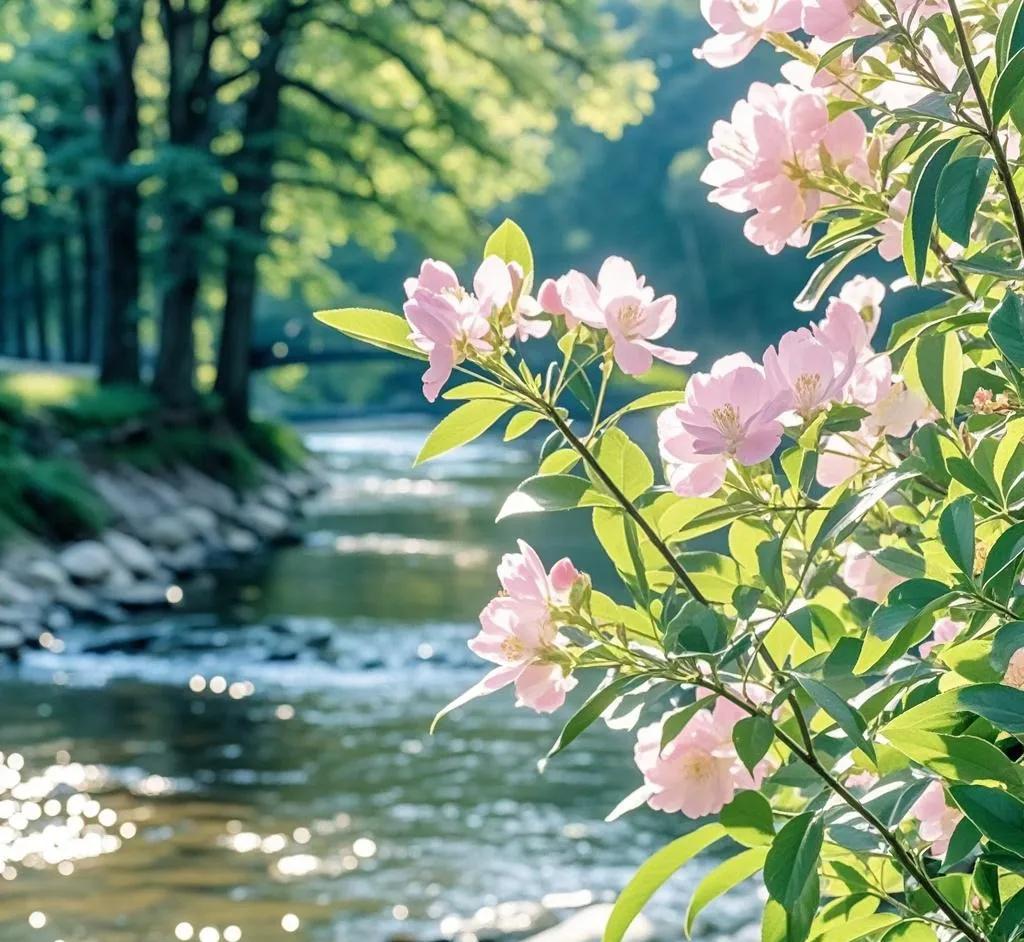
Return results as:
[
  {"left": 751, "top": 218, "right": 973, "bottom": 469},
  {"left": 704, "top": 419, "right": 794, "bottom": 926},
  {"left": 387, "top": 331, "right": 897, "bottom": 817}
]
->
[{"left": 316, "top": 2, "right": 1024, "bottom": 938}]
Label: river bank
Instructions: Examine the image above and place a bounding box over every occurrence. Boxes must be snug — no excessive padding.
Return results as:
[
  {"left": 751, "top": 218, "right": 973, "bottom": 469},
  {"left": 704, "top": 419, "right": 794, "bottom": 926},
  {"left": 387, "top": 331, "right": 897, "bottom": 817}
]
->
[{"left": 0, "top": 376, "right": 327, "bottom": 659}]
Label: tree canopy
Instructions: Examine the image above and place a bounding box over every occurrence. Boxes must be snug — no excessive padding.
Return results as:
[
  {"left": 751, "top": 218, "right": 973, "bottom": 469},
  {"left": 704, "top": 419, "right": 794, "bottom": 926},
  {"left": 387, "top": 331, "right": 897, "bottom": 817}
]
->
[{"left": 0, "top": 0, "right": 655, "bottom": 423}]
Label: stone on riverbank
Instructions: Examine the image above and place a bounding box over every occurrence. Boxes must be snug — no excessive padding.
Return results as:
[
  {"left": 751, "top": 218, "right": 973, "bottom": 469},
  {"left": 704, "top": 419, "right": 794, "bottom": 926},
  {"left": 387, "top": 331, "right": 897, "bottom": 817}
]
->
[
  {"left": 59, "top": 540, "right": 116, "bottom": 583},
  {"left": 522, "top": 905, "right": 653, "bottom": 942},
  {"left": 103, "top": 530, "right": 160, "bottom": 576}
]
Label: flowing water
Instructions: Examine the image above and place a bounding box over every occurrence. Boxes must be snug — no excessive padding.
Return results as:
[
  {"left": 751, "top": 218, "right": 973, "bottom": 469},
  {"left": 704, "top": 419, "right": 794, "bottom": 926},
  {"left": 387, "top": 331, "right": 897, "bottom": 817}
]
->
[{"left": 0, "top": 418, "right": 756, "bottom": 942}]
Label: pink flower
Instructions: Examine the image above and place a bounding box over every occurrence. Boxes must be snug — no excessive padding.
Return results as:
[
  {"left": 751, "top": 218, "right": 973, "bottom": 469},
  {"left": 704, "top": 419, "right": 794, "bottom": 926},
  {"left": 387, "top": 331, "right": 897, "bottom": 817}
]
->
[
  {"left": 403, "top": 255, "right": 550, "bottom": 399},
  {"left": 919, "top": 617, "right": 963, "bottom": 658},
  {"left": 662, "top": 353, "right": 789, "bottom": 480},
  {"left": 863, "top": 378, "right": 931, "bottom": 437},
  {"left": 910, "top": 781, "right": 963, "bottom": 857},
  {"left": 764, "top": 327, "right": 854, "bottom": 419},
  {"left": 846, "top": 770, "right": 879, "bottom": 790},
  {"left": 817, "top": 431, "right": 874, "bottom": 487},
  {"left": 838, "top": 276, "right": 885, "bottom": 330},
  {"left": 703, "top": 83, "right": 867, "bottom": 254},
  {"left": 404, "top": 259, "right": 494, "bottom": 402},
  {"left": 1004, "top": 649, "right": 1024, "bottom": 689},
  {"left": 438, "top": 541, "right": 582, "bottom": 718},
  {"left": 657, "top": 409, "right": 732, "bottom": 498},
  {"left": 841, "top": 545, "right": 904, "bottom": 603},
  {"left": 694, "top": 0, "right": 800, "bottom": 67},
  {"left": 560, "top": 258, "right": 696, "bottom": 374},
  {"left": 634, "top": 697, "right": 773, "bottom": 818},
  {"left": 538, "top": 273, "right": 579, "bottom": 329},
  {"left": 801, "top": 0, "right": 870, "bottom": 43},
  {"left": 477, "top": 257, "right": 550, "bottom": 343},
  {"left": 877, "top": 191, "right": 911, "bottom": 262}
]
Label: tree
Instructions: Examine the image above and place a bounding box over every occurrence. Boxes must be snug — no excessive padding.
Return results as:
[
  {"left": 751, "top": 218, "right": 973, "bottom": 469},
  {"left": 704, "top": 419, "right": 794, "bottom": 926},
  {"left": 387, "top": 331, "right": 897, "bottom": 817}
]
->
[{"left": 0, "top": 0, "right": 654, "bottom": 424}]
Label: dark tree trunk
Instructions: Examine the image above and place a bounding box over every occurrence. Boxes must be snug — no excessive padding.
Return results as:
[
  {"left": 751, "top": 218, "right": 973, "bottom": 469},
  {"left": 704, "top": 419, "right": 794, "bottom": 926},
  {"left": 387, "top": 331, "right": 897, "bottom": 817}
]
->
[
  {"left": 57, "top": 236, "right": 75, "bottom": 361},
  {"left": 77, "top": 191, "right": 99, "bottom": 363},
  {"left": 95, "top": 0, "right": 143, "bottom": 385},
  {"left": 0, "top": 207, "right": 7, "bottom": 355},
  {"left": 215, "top": 6, "right": 289, "bottom": 427},
  {"left": 29, "top": 232, "right": 50, "bottom": 361},
  {"left": 153, "top": 0, "right": 225, "bottom": 408},
  {"left": 12, "top": 233, "right": 28, "bottom": 359}
]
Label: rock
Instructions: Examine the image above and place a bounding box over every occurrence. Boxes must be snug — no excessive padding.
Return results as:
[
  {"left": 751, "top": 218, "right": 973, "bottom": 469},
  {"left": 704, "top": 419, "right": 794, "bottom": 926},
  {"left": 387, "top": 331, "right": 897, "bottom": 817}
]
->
[
  {"left": 462, "top": 901, "right": 558, "bottom": 939},
  {"left": 259, "top": 484, "right": 292, "bottom": 512},
  {"left": 160, "top": 542, "right": 206, "bottom": 574},
  {"left": 103, "top": 531, "right": 160, "bottom": 577},
  {"left": 523, "top": 905, "right": 653, "bottom": 942},
  {"left": 175, "top": 467, "right": 238, "bottom": 516},
  {"left": 101, "top": 581, "right": 170, "bottom": 609},
  {"left": 0, "top": 572, "right": 35, "bottom": 606},
  {"left": 0, "top": 603, "right": 47, "bottom": 626},
  {"left": 181, "top": 506, "right": 219, "bottom": 541},
  {"left": 238, "top": 503, "right": 289, "bottom": 540},
  {"left": 60, "top": 541, "right": 117, "bottom": 584},
  {"left": 45, "top": 607, "right": 73, "bottom": 632},
  {"left": 54, "top": 583, "right": 122, "bottom": 622},
  {"left": 0, "top": 626, "right": 23, "bottom": 657},
  {"left": 22, "top": 558, "right": 68, "bottom": 591},
  {"left": 224, "top": 527, "right": 260, "bottom": 555},
  {"left": 141, "top": 516, "right": 193, "bottom": 550}
]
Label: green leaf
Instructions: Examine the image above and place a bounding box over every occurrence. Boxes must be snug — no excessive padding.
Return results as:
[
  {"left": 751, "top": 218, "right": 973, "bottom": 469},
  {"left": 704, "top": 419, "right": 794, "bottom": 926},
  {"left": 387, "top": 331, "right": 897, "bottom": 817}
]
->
[
  {"left": 606, "top": 390, "right": 685, "bottom": 424},
  {"left": 733, "top": 714, "right": 775, "bottom": 776},
  {"left": 884, "top": 683, "right": 1024, "bottom": 736},
  {"left": 685, "top": 847, "right": 768, "bottom": 936},
  {"left": 659, "top": 697, "right": 714, "bottom": 749},
  {"left": 902, "top": 139, "right": 958, "bottom": 283},
  {"left": 949, "top": 784, "right": 1024, "bottom": 856},
  {"left": 936, "top": 154, "right": 994, "bottom": 245},
  {"left": 504, "top": 410, "right": 544, "bottom": 441},
  {"left": 810, "top": 915, "right": 901, "bottom": 942},
  {"left": 543, "top": 675, "right": 644, "bottom": 764},
  {"left": 764, "top": 812, "right": 824, "bottom": 907},
  {"left": 906, "top": 331, "right": 963, "bottom": 421},
  {"left": 941, "top": 815, "right": 981, "bottom": 871},
  {"left": 721, "top": 791, "right": 775, "bottom": 848},
  {"left": 483, "top": 218, "right": 533, "bottom": 276},
  {"left": 810, "top": 469, "right": 919, "bottom": 554},
  {"left": 757, "top": 536, "right": 786, "bottom": 600},
  {"left": 883, "top": 730, "right": 1023, "bottom": 788},
  {"left": 443, "top": 381, "right": 516, "bottom": 401},
  {"left": 794, "top": 238, "right": 877, "bottom": 311},
  {"left": 992, "top": 622, "right": 1024, "bottom": 674},
  {"left": 313, "top": 307, "right": 425, "bottom": 359},
  {"left": 878, "top": 923, "right": 937, "bottom": 942},
  {"left": 938, "top": 496, "right": 975, "bottom": 576},
  {"left": 415, "top": 399, "right": 514, "bottom": 464},
  {"left": 982, "top": 525, "right": 1024, "bottom": 599},
  {"left": 990, "top": 293, "right": 1024, "bottom": 367},
  {"left": 992, "top": 886, "right": 1024, "bottom": 942},
  {"left": 794, "top": 675, "right": 876, "bottom": 762},
  {"left": 953, "top": 253, "right": 1024, "bottom": 280},
  {"left": 591, "top": 427, "right": 653, "bottom": 501},
  {"left": 997, "top": 0, "right": 1024, "bottom": 70},
  {"left": 496, "top": 473, "right": 602, "bottom": 520},
  {"left": 992, "top": 48, "right": 1024, "bottom": 129},
  {"left": 603, "top": 824, "right": 726, "bottom": 942}
]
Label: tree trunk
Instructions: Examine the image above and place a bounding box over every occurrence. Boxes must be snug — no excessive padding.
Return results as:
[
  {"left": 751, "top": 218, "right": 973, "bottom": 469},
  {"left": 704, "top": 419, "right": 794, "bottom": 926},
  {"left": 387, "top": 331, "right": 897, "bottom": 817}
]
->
[
  {"left": 77, "top": 191, "right": 98, "bottom": 363},
  {"left": 96, "top": 0, "right": 143, "bottom": 385},
  {"left": 30, "top": 233, "right": 50, "bottom": 361},
  {"left": 214, "top": 7, "right": 289, "bottom": 427},
  {"left": 153, "top": 213, "right": 201, "bottom": 406},
  {"left": 12, "top": 233, "right": 28, "bottom": 358},
  {"left": 57, "top": 236, "right": 75, "bottom": 361},
  {"left": 152, "top": 0, "right": 223, "bottom": 409}
]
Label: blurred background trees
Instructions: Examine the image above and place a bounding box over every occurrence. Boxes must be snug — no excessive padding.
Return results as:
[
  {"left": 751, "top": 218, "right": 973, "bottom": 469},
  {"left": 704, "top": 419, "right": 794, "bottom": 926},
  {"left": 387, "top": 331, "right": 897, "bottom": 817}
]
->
[{"left": 0, "top": 0, "right": 655, "bottom": 424}]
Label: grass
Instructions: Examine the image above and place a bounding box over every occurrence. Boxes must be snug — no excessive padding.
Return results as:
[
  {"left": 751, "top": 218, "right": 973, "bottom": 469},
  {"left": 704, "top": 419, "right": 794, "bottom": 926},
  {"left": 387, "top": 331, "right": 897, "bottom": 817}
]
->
[{"left": 0, "top": 369, "right": 308, "bottom": 546}]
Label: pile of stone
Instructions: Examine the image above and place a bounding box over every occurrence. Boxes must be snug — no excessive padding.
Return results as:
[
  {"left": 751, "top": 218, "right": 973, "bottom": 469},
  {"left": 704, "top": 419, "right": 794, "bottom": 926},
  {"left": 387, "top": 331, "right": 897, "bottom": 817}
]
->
[{"left": 0, "top": 461, "right": 325, "bottom": 659}]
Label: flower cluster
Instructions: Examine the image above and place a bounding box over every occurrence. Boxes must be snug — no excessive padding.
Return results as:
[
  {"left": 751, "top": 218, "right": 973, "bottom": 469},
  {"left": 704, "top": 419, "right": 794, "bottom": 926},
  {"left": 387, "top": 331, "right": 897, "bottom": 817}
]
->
[
  {"left": 439, "top": 540, "right": 585, "bottom": 716},
  {"left": 703, "top": 82, "right": 868, "bottom": 253},
  {"left": 634, "top": 692, "right": 775, "bottom": 818},
  {"left": 404, "top": 254, "right": 697, "bottom": 402},
  {"left": 657, "top": 276, "right": 929, "bottom": 498}
]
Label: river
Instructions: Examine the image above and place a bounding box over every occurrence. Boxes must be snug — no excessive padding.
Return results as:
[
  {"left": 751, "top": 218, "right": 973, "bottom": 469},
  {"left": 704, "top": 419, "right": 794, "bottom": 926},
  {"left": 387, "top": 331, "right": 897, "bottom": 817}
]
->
[{"left": 0, "top": 417, "right": 757, "bottom": 942}]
